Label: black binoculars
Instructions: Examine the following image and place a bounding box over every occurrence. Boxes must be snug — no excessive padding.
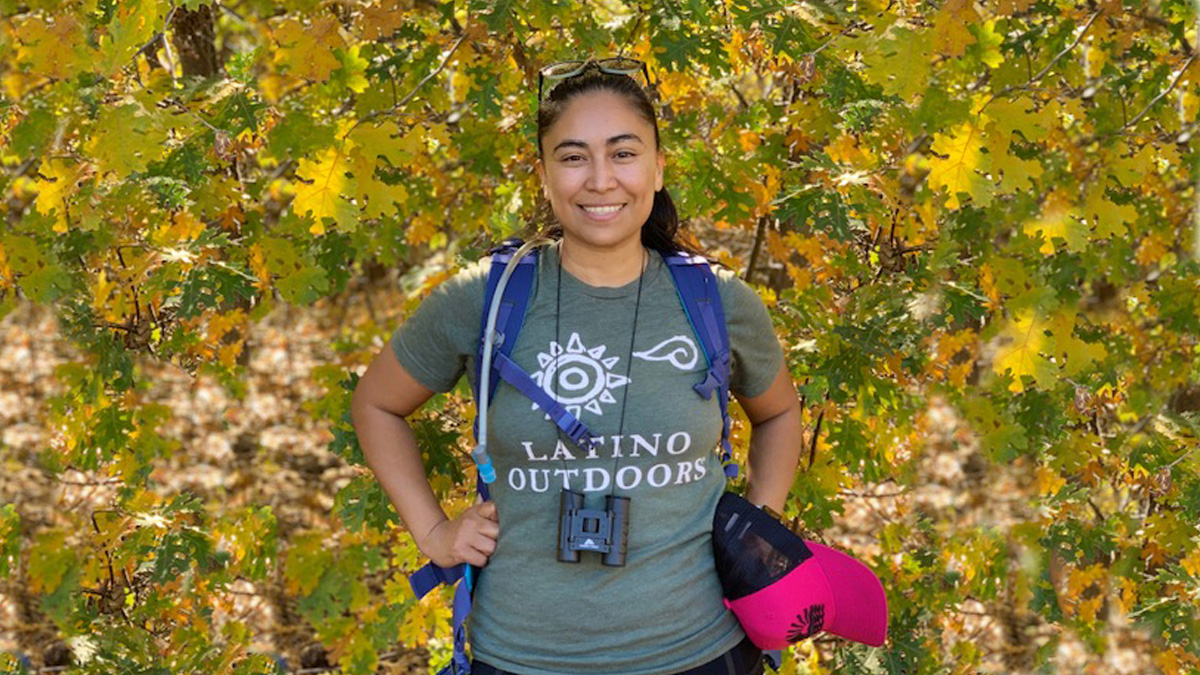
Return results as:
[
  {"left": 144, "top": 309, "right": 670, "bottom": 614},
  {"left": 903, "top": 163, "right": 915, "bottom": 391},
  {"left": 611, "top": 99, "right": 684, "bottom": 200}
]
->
[{"left": 557, "top": 488, "right": 630, "bottom": 566}]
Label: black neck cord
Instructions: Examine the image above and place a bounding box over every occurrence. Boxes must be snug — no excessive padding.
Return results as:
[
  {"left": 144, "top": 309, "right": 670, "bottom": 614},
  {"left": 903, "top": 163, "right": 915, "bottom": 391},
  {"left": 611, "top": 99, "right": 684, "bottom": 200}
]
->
[{"left": 554, "top": 242, "right": 645, "bottom": 495}]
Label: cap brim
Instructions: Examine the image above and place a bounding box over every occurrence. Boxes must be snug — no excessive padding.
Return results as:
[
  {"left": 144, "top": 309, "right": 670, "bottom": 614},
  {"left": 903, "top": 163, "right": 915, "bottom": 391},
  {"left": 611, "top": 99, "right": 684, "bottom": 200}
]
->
[{"left": 806, "top": 541, "right": 888, "bottom": 647}]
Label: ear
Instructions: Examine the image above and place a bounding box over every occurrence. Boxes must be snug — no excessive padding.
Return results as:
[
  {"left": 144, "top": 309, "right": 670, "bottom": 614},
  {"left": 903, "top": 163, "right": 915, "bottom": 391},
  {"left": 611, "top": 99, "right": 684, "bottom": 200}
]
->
[{"left": 655, "top": 150, "right": 665, "bottom": 192}]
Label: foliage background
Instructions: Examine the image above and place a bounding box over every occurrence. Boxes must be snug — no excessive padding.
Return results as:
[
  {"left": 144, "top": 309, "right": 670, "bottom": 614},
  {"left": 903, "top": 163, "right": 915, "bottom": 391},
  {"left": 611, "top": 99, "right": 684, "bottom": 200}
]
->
[{"left": 1, "top": 0, "right": 1199, "bottom": 673}]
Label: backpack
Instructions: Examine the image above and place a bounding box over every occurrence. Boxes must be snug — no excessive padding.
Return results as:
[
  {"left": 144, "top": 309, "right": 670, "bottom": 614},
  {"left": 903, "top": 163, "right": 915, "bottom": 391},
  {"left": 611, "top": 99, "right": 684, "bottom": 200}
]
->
[{"left": 408, "top": 238, "right": 736, "bottom": 675}]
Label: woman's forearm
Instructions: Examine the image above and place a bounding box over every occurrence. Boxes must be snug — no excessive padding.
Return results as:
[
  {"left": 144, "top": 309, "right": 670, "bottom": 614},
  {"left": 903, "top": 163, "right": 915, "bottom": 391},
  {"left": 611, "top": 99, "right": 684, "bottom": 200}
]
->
[
  {"left": 744, "top": 403, "right": 803, "bottom": 514},
  {"left": 351, "top": 402, "right": 449, "bottom": 550}
]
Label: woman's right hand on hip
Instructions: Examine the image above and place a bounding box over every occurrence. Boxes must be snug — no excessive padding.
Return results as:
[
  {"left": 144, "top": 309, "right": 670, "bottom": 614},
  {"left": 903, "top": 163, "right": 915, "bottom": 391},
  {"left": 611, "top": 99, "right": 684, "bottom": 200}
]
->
[{"left": 418, "top": 501, "right": 500, "bottom": 568}]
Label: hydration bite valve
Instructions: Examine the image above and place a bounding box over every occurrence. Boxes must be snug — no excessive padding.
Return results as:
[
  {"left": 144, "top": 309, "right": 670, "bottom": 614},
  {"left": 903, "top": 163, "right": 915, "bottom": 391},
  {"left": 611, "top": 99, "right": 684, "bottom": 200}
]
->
[{"left": 472, "top": 445, "right": 497, "bottom": 484}]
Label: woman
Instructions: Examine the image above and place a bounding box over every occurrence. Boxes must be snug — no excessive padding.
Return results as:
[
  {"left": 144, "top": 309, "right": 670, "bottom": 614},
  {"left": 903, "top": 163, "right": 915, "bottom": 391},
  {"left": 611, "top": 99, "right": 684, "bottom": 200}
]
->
[{"left": 351, "top": 58, "right": 803, "bottom": 675}]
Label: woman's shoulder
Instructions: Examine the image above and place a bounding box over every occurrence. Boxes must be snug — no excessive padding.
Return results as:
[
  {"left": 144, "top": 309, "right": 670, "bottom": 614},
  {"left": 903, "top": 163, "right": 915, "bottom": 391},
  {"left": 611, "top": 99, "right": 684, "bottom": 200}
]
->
[{"left": 708, "top": 262, "right": 763, "bottom": 307}]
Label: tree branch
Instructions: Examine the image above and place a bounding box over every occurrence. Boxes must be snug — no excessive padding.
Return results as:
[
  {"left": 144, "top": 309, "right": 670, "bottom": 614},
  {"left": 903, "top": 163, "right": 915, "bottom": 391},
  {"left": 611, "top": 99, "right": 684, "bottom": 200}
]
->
[
  {"left": 1025, "top": 9, "right": 1103, "bottom": 89},
  {"left": 1121, "top": 54, "right": 1197, "bottom": 133},
  {"left": 346, "top": 32, "right": 469, "bottom": 139}
]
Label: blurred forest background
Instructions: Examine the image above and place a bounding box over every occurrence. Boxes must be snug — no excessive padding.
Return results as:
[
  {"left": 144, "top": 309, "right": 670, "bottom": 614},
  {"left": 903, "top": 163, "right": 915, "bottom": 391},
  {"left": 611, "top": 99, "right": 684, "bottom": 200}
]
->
[{"left": 1, "top": 0, "right": 1199, "bottom": 673}]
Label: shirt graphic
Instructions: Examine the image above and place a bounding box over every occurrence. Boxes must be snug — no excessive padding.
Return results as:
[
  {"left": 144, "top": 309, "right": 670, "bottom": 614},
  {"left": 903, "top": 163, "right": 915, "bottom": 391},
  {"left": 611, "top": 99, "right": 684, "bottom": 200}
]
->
[
  {"left": 633, "top": 335, "right": 700, "bottom": 370},
  {"left": 530, "top": 332, "right": 630, "bottom": 420}
]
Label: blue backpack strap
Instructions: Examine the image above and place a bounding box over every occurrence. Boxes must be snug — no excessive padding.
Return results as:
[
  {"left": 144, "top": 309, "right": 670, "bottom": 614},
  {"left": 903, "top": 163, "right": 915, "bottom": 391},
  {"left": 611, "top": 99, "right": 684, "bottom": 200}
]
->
[
  {"left": 662, "top": 252, "right": 737, "bottom": 479},
  {"left": 472, "top": 238, "right": 597, "bottom": 451},
  {"left": 492, "top": 351, "right": 596, "bottom": 450},
  {"left": 438, "top": 580, "right": 475, "bottom": 675},
  {"left": 410, "top": 562, "right": 466, "bottom": 600},
  {"left": 474, "top": 238, "right": 539, "bottom": 426}
]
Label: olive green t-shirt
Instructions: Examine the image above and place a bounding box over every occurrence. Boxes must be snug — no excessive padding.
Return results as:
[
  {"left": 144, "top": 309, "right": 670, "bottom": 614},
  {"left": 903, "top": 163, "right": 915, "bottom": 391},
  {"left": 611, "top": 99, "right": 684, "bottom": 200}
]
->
[{"left": 391, "top": 241, "right": 784, "bottom": 675}]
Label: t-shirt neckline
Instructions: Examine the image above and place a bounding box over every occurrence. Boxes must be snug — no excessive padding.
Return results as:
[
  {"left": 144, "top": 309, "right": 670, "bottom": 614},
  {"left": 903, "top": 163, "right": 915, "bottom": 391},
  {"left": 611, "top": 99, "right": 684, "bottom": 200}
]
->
[{"left": 547, "top": 241, "right": 664, "bottom": 299}]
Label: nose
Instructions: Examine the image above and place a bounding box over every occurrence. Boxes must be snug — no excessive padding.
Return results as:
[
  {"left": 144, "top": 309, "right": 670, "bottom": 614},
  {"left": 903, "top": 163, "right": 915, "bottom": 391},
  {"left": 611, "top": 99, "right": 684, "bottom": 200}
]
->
[{"left": 585, "top": 157, "right": 618, "bottom": 192}]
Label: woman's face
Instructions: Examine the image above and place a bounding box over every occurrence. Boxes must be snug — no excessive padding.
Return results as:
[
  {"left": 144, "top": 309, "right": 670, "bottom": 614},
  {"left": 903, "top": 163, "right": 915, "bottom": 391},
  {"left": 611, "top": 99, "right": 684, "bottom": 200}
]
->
[{"left": 536, "top": 89, "right": 665, "bottom": 252}]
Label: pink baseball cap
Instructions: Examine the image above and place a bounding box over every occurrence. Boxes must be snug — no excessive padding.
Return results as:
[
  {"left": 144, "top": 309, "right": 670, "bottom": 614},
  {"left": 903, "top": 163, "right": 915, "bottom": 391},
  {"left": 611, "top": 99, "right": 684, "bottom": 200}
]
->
[{"left": 713, "top": 493, "right": 888, "bottom": 649}]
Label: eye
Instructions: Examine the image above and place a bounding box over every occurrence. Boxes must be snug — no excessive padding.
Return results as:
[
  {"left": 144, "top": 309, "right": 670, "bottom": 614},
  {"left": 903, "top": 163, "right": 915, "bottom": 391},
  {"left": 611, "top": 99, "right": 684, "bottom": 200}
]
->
[
  {"left": 615, "top": 150, "right": 636, "bottom": 159},
  {"left": 561, "top": 155, "right": 584, "bottom": 163}
]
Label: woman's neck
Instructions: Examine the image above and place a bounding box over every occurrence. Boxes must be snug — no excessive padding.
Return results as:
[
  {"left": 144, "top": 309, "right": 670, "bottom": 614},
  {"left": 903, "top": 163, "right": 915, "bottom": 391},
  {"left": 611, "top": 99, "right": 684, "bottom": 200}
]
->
[{"left": 559, "top": 237, "right": 647, "bottom": 287}]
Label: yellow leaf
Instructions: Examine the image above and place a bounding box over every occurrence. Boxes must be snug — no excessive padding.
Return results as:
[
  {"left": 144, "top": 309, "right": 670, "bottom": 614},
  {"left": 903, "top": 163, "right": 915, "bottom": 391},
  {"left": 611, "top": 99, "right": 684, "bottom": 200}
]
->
[
  {"left": 996, "top": 0, "right": 1036, "bottom": 14},
  {"left": 1181, "top": 87, "right": 1199, "bottom": 125},
  {"left": 1081, "top": 183, "right": 1136, "bottom": 239},
  {"left": 1023, "top": 189, "right": 1086, "bottom": 255},
  {"left": 350, "top": 148, "right": 408, "bottom": 219},
  {"left": 927, "top": 122, "right": 993, "bottom": 209},
  {"left": 993, "top": 310, "right": 1056, "bottom": 392},
  {"left": 357, "top": 0, "right": 406, "bottom": 40},
  {"left": 984, "top": 96, "right": 1048, "bottom": 145},
  {"left": 1048, "top": 311, "right": 1106, "bottom": 377},
  {"left": 1108, "top": 141, "right": 1156, "bottom": 188},
  {"left": 1085, "top": 41, "right": 1107, "bottom": 79},
  {"left": 151, "top": 211, "right": 207, "bottom": 247},
  {"left": 825, "top": 133, "right": 870, "bottom": 165},
  {"left": 92, "top": 269, "right": 117, "bottom": 314},
  {"left": 84, "top": 103, "right": 168, "bottom": 178},
  {"left": 349, "top": 120, "right": 414, "bottom": 167},
  {"left": 983, "top": 125, "right": 1044, "bottom": 194},
  {"left": 12, "top": 14, "right": 86, "bottom": 81},
  {"left": 738, "top": 129, "right": 760, "bottom": 153},
  {"left": 1181, "top": 546, "right": 1200, "bottom": 578},
  {"left": 293, "top": 146, "right": 359, "bottom": 233},
  {"left": 971, "top": 20, "right": 1005, "bottom": 69},
  {"left": 1035, "top": 464, "right": 1066, "bottom": 496},
  {"left": 34, "top": 160, "right": 86, "bottom": 232},
  {"left": 932, "top": 0, "right": 979, "bottom": 57},
  {"left": 861, "top": 27, "right": 932, "bottom": 98},
  {"left": 95, "top": 0, "right": 161, "bottom": 77},
  {"left": 407, "top": 213, "right": 438, "bottom": 245},
  {"left": 271, "top": 16, "right": 344, "bottom": 82}
]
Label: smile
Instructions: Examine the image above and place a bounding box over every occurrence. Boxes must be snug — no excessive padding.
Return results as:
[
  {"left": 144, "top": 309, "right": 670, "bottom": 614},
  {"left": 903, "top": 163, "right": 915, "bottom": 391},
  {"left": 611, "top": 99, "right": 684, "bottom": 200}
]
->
[{"left": 579, "top": 204, "right": 625, "bottom": 220}]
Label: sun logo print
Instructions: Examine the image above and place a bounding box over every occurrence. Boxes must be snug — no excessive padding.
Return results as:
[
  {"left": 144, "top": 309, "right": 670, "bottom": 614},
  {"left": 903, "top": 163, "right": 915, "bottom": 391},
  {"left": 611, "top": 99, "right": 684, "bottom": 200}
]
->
[{"left": 531, "top": 333, "right": 630, "bottom": 420}]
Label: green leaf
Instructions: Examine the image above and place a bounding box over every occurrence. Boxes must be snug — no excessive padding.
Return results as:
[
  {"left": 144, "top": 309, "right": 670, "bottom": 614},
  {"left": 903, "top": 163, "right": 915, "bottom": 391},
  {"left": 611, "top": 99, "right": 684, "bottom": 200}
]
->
[
  {"left": 0, "top": 505, "right": 20, "bottom": 578},
  {"left": 177, "top": 262, "right": 256, "bottom": 319}
]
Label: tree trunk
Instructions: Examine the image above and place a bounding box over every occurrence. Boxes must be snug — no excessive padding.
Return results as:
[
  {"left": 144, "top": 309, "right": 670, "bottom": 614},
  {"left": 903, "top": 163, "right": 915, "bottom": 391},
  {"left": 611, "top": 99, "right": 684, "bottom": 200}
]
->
[{"left": 170, "top": 4, "right": 221, "bottom": 79}]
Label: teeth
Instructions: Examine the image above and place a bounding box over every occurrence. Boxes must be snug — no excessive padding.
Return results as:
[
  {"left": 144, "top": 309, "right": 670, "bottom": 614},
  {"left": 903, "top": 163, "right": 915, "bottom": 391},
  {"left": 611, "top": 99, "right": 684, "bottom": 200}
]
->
[{"left": 582, "top": 205, "right": 622, "bottom": 214}]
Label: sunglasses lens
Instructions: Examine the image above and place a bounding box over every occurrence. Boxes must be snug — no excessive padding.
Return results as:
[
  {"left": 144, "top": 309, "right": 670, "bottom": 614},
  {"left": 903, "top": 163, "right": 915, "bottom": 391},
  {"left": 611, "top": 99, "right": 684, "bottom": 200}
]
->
[
  {"left": 598, "top": 57, "right": 643, "bottom": 74},
  {"left": 542, "top": 61, "right": 585, "bottom": 78}
]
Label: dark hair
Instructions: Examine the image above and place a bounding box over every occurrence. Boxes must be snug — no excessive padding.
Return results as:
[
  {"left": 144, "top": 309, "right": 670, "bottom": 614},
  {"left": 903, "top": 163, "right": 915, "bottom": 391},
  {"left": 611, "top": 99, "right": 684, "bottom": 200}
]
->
[{"left": 529, "top": 69, "right": 700, "bottom": 255}]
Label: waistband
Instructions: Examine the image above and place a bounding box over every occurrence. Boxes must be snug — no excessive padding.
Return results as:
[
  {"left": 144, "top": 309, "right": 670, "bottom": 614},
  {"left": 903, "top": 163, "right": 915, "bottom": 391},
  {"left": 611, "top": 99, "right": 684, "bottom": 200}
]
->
[{"left": 469, "top": 636, "right": 763, "bottom": 675}]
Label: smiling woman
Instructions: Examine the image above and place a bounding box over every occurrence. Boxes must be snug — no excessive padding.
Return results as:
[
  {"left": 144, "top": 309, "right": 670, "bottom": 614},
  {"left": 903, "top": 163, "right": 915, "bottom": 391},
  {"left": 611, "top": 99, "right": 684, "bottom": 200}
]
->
[
  {"left": 351, "top": 59, "right": 802, "bottom": 675},
  {"left": 535, "top": 96, "right": 664, "bottom": 284}
]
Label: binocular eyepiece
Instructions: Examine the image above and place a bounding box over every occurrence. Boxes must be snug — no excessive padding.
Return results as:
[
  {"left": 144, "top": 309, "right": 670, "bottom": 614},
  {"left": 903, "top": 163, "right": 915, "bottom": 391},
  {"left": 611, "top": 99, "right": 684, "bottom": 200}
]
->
[{"left": 557, "top": 488, "right": 630, "bottom": 567}]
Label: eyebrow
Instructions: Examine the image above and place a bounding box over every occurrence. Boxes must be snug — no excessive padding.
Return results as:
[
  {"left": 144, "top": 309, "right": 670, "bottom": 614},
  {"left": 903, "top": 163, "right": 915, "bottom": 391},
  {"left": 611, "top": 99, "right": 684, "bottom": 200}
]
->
[{"left": 552, "top": 133, "right": 645, "bottom": 153}]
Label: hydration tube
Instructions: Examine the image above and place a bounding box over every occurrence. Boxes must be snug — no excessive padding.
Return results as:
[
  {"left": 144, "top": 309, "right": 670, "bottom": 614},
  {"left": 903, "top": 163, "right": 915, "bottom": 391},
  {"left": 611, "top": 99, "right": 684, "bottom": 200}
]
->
[{"left": 473, "top": 238, "right": 546, "bottom": 485}]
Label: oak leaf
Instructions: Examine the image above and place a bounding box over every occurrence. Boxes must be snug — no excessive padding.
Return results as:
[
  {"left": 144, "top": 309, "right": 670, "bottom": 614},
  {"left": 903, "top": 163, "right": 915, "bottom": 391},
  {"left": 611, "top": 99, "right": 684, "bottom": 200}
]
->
[
  {"left": 358, "top": 0, "right": 407, "bottom": 41},
  {"left": 927, "top": 122, "right": 994, "bottom": 209},
  {"left": 84, "top": 104, "right": 168, "bottom": 178},
  {"left": 272, "top": 16, "right": 345, "bottom": 82},
  {"left": 1048, "top": 311, "right": 1107, "bottom": 377},
  {"left": 12, "top": 14, "right": 85, "bottom": 80},
  {"left": 293, "top": 146, "right": 359, "bottom": 234},
  {"left": 95, "top": 0, "right": 161, "bottom": 77},
  {"left": 861, "top": 27, "right": 931, "bottom": 99},
  {"left": 349, "top": 148, "right": 408, "bottom": 219},
  {"left": 34, "top": 159, "right": 86, "bottom": 232},
  {"left": 1023, "top": 189, "right": 1086, "bottom": 255},
  {"left": 992, "top": 310, "right": 1056, "bottom": 392},
  {"left": 932, "top": 0, "right": 979, "bottom": 57},
  {"left": 1081, "top": 183, "right": 1137, "bottom": 239}
]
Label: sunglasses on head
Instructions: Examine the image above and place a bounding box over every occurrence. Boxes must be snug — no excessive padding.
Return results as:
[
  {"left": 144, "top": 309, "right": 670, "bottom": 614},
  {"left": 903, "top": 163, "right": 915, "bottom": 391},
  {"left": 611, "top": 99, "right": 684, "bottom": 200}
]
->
[{"left": 538, "top": 57, "right": 651, "bottom": 101}]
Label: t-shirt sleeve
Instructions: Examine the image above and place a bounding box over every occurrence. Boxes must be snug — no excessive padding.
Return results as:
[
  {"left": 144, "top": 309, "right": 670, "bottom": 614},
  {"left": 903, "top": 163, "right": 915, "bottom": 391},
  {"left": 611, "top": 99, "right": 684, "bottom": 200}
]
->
[
  {"left": 389, "top": 260, "right": 489, "bottom": 393},
  {"left": 717, "top": 269, "right": 785, "bottom": 398}
]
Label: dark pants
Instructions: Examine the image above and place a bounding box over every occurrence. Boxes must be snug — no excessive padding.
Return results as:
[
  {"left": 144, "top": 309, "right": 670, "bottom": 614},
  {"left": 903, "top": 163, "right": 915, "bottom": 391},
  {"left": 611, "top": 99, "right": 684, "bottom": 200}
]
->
[{"left": 470, "top": 637, "right": 764, "bottom": 675}]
